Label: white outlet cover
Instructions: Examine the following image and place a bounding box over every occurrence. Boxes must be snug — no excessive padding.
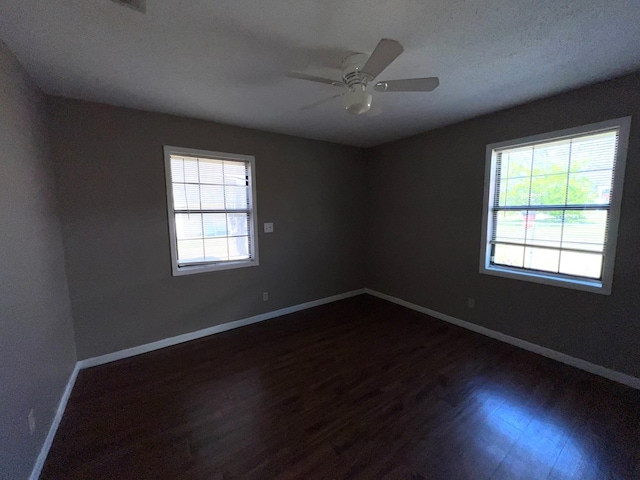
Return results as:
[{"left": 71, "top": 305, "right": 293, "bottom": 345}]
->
[{"left": 264, "top": 222, "right": 274, "bottom": 233}]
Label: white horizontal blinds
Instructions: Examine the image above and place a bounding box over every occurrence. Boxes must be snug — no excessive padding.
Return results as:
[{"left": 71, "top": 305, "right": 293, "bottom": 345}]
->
[
  {"left": 490, "top": 129, "right": 619, "bottom": 280},
  {"left": 170, "top": 155, "right": 252, "bottom": 266}
]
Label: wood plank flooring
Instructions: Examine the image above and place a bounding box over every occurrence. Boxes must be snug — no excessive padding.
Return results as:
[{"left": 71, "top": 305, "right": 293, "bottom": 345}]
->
[{"left": 41, "top": 295, "right": 640, "bottom": 479}]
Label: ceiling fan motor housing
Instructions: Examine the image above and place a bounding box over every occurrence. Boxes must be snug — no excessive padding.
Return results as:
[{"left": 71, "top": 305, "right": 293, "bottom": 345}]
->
[
  {"left": 341, "top": 53, "right": 372, "bottom": 114},
  {"left": 341, "top": 53, "right": 370, "bottom": 86}
]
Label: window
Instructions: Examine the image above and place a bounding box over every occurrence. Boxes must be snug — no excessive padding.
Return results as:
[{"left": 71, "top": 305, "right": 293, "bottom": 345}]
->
[
  {"left": 480, "top": 117, "right": 631, "bottom": 294},
  {"left": 164, "top": 146, "right": 259, "bottom": 276}
]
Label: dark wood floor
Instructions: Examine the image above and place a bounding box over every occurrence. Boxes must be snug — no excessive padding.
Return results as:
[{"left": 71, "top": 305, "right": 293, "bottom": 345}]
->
[{"left": 42, "top": 295, "right": 640, "bottom": 479}]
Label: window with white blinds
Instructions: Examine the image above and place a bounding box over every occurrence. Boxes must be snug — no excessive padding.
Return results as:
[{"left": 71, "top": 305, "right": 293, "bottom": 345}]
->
[
  {"left": 164, "top": 146, "right": 259, "bottom": 276},
  {"left": 480, "top": 117, "right": 630, "bottom": 294}
]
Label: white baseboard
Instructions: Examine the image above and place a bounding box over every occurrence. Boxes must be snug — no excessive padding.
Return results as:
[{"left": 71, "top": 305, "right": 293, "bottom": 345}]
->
[
  {"left": 78, "top": 288, "right": 366, "bottom": 369},
  {"left": 364, "top": 289, "right": 640, "bottom": 390},
  {"left": 30, "top": 363, "right": 80, "bottom": 480}
]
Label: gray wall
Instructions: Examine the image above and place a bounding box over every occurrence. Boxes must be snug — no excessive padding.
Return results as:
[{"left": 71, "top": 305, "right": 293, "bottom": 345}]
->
[
  {"left": 42, "top": 72, "right": 640, "bottom": 377},
  {"left": 47, "top": 98, "right": 367, "bottom": 360},
  {"left": 368, "top": 73, "right": 640, "bottom": 378},
  {"left": 0, "top": 42, "right": 77, "bottom": 479}
]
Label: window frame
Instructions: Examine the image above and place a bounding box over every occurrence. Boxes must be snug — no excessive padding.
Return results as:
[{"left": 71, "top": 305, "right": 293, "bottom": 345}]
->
[
  {"left": 479, "top": 117, "right": 631, "bottom": 295},
  {"left": 164, "top": 145, "right": 259, "bottom": 276}
]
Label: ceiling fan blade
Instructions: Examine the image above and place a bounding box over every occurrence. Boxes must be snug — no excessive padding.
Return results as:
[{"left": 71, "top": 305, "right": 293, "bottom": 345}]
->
[
  {"left": 301, "top": 93, "right": 345, "bottom": 111},
  {"left": 362, "top": 39, "right": 404, "bottom": 80},
  {"left": 374, "top": 77, "right": 440, "bottom": 92},
  {"left": 286, "top": 72, "right": 345, "bottom": 87}
]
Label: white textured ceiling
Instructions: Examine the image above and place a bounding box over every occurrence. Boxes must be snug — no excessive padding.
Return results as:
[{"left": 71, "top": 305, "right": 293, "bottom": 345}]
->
[{"left": 1, "top": 0, "right": 639, "bottom": 147}]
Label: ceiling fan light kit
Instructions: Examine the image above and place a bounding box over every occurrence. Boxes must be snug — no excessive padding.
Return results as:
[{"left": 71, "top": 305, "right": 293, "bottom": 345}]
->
[
  {"left": 287, "top": 39, "right": 440, "bottom": 115},
  {"left": 344, "top": 88, "right": 373, "bottom": 115}
]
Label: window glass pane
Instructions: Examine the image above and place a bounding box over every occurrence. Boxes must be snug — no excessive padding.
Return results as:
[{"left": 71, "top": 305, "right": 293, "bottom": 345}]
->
[
  {"left": 560, "top": 210, "right": 607, "bottom": 253},
  {"left": 223, "top": 161, "right": 247, "bottom": 185},
  {"left": 524, "top": 211, "right": 562, "bottom": 248},
  {"left": 170, "top": 158, "right": 185, "bottom": 183},
  {"left": 570, "top": 131, "right": 617, "bottom": 173},
  {"left": 500, "top": 177, "right": 530, "bottom": 207},
  {"left": 493, "top": 244, "right": 524, "bottom": 268},
  {"left": 171, "top": 184, "right": 200, "bottom": 210},
  {"left": 532, "top": 140, "right": 570, "bottom": 176},
  {"left": 227, "top": 213, "right": 249, "bottom": 237},
  {"left": 172, "top": 184, "right": 187, "bottom": 210},
  {"left": 203, "top": 214, "right": 227, "bottom": 238},
  {"left": 496, "top": 176, "right": 507, "bottom": 207},
  {"left": 204, "top": 238, "right": 228, "bottom": 261},
  {"left": 228, "top": 236, "right": 249, "bottom": 260},
  {"left": 529, "top": 174, "right": 568, "bottom": 206},
  {"left": 566, "top": 170, "right": 610, "bottom": 205},
  {"left": 175, "top": 214, "right": 203, "bottom": 240},
  {"left": 224, "top": 185, "right": 249, "bottom": 209},
  {"left": 559, "top": 251, "right": 603, "bottom": 279},
  {"left": 493, "top": 211, "right": 526, "bottom": 244},
  {"left": 178, "top": 239, "right": 204, "bottom": 263},
  {"left": 199, "top": 159, "right": 224, "bottom": 184},
  {"left": 201, "top": 185, "right": 225, "bottom": 209},
  {"left": 524, "top": 247, "right": 560, "bottom": 273},
  {"left": 568, "top": 131, "right": 617, "bottom": 204},
  {"left": 182, "top": 158, "right": 199, "bottom": 183},
  {"left": 503, "top": 147, "right": 533, "bottom": 179}
]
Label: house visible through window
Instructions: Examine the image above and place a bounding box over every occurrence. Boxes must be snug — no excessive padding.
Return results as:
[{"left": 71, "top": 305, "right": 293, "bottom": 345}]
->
[
  {"left": 480, "top": 117, "right": 631, "bottom": 294},
  {"left": 164, "top": 146, "right": 259, "bottom": 276}
]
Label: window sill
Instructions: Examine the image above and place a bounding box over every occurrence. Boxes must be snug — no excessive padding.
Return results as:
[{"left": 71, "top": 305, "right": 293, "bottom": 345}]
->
[
  {"left": 480, "top": 264, "right": 610, "bottom": 295},
  {"left": 172, "top": 258, "right": 259, "bottom": 276}
]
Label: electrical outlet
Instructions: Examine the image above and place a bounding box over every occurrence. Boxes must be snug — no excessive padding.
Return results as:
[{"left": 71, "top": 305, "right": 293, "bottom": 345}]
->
[
  {"left": 264, "top": 223, "right": 274, "bottom": 233},
  {"left": 28, "top": 409, "right": 36, "bottom": 434},
  {"left": 467, "top": 297, "right": 475, "bottom": 309},
  {"left": 262, "top": 292, "right": 269, "bottom": 301}
]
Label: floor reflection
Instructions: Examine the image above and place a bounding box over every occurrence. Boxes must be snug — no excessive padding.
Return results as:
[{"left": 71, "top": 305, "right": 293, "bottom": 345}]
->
[{"left": 472, "top": 386, "right": 602, "bottom": 479}]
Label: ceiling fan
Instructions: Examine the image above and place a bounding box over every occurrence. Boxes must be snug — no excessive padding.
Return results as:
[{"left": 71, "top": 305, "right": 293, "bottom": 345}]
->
[{"left": 287, "top": 39, "right": 439, "bottom": 115}]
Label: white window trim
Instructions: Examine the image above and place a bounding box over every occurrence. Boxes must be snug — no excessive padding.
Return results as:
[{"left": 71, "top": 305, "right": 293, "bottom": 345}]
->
[
  {"left": 479, "top": 116, "right": 631, "bottom": 295},
  {"left": 164, "top": 145, "right": 259, "bottom": 276}
]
